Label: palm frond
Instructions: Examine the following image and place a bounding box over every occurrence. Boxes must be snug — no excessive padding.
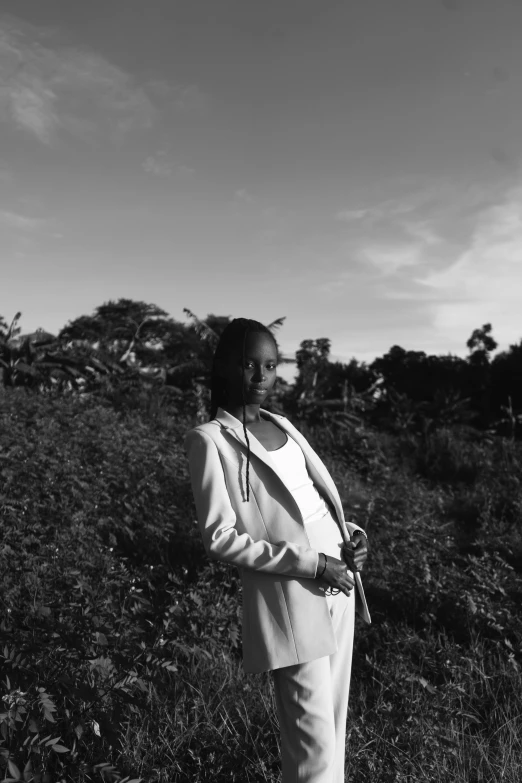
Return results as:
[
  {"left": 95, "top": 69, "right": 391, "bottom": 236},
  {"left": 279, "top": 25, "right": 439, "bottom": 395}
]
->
[
  {"left": 7, "top": 312, "right": 22, "bottom": 340},
  {"left": 267, "top": 317, "right": 286, "bottom": 333},
  {"left": 183, "top": 308, "right": 219, "bottom": 348}
]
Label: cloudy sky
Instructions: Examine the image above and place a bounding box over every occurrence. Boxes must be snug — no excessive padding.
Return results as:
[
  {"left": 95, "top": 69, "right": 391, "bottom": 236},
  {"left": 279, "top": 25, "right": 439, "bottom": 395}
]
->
[{"left": 1, "top": 0, "right": 521, "bottom": 368}]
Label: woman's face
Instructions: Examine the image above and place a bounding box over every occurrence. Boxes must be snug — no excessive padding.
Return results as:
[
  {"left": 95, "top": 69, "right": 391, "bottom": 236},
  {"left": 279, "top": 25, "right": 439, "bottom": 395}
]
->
[{"left": 220, "top": 331, "right": 278, "bottom": 408}]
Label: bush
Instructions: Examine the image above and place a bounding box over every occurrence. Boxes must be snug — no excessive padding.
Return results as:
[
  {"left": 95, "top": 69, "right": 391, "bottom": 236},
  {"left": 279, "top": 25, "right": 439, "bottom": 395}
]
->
[
  {"left": 1, "top": 389, "right": 521, "bottom": 781},
  {"left": 0, "top": 390, "right": 206, "bottom": 781},
  {"left": 413, "top": 427, "right": 486, "bottom": 484}
]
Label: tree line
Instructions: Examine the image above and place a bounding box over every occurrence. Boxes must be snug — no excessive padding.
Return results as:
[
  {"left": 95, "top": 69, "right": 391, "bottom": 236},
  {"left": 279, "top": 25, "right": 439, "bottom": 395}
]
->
[{"left": 1, "top": 300, "right": 521, "bottom": 437}]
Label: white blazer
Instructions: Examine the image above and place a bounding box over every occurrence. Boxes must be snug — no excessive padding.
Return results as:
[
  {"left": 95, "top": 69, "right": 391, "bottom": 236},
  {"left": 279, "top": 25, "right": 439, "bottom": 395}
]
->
[{"left": 184, "top": 407, "right": 370, "bottom": 673}]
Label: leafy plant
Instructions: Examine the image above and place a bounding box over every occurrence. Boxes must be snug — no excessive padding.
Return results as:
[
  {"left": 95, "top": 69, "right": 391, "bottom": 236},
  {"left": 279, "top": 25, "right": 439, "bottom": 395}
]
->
[{"left": 1, "top": 333, "right": 522, "bottom": 781}]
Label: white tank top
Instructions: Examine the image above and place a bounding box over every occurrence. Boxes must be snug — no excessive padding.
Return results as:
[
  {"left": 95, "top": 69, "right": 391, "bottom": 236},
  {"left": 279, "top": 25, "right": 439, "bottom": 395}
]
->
[{"left": 266, "top": 434, "right": 345, "bottom": 565}]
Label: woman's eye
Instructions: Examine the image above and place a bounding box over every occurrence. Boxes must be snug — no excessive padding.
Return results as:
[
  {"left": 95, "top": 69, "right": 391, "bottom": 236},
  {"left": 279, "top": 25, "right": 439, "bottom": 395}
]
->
[{"left": 242, "top": 362, "right": 276, "bottom": 370}]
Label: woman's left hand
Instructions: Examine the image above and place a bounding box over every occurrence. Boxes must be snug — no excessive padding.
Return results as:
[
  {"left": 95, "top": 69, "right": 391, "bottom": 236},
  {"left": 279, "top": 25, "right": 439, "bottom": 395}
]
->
[{"left": 342, "top": 534, "right": 368, "bottom": 573}]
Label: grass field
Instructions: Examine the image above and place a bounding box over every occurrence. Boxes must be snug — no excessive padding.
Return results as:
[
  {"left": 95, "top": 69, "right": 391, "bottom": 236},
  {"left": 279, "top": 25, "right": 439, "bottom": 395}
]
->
[{"left": 1, "top": 389, "right": 521, "bottom": 782}]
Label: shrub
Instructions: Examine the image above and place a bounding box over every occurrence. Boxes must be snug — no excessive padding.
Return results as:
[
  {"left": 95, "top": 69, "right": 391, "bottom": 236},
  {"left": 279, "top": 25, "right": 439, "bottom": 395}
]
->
[
  {"left": 413, "top": 427, "right": 486, "bottom": 484},
  {"left": 1, "top": 388, "right": 521, "bottom": 781}
]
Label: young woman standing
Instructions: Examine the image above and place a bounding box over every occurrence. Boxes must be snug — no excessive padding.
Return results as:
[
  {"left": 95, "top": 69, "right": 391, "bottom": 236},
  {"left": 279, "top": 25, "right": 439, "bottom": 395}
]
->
[{"left": 185, "top": 318, "right": 370, "bottom": 783}]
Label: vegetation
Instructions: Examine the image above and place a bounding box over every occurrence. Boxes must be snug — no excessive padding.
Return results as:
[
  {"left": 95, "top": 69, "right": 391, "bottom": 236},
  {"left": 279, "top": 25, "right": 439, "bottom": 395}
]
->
[{"left": 1, "top": 303, "right": 521, "bottom": 781}]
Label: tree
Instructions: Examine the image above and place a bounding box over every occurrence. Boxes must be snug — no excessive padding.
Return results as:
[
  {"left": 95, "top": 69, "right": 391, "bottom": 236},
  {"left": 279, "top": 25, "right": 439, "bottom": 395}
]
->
[
  {"left": 465, "top": 323, "right": 498, "bottom": 426},
  {"left": 59, "top": 299, "right": 171, "bottom": 357},
  {"left": 59, "top": 299, "right": 192, "bottom": 388},
  {"left": 325, "top": 359, "right": 376, "bottom": 399},
  {"left": 371, "top": 346, "right": 428, "bottom": 400},
  {"left": 294, "top": 338, "right": 331, "bottom": 400},
  {"left": 466, "top": 323, "right": 498, "bottom": 366},
  {"left": 491, "top": 339, "right": 522, "bottom": 423},
  {"left": 0, "top": 313, "right": 28, "bottom": 387}
]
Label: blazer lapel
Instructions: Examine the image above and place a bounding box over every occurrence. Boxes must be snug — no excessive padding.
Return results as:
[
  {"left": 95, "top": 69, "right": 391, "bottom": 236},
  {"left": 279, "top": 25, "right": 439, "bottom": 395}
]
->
[
  {"left": 215, "top": 408, "right": 347, "bottom": 535},
  {"left": 215, "top": 408, "right": 291, "bottom": 495},
  {"left": 214, "top": 408, "right": 371, "bottom": 624}
]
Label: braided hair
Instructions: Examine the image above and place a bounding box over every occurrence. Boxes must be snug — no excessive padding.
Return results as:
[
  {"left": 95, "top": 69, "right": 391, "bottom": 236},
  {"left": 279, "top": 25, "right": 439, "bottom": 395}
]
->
[{"left": 210, "top": 318, "right": 277, "bottom": 501}]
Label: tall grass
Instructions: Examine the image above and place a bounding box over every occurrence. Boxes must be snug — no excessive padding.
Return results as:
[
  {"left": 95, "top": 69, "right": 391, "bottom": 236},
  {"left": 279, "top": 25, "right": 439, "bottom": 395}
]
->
[{"left": 1, "top": 389, "right": 521, "bottom": 781}]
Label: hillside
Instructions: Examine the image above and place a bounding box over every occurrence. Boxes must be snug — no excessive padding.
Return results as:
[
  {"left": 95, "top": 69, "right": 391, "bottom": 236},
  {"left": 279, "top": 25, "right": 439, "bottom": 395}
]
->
[{"left": 0, "top": 388, "right": 521, "bottom": 782}]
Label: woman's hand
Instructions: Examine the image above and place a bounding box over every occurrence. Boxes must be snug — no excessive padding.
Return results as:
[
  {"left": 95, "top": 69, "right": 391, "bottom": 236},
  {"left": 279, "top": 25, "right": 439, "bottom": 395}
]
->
[
  {"left": 342, "top": 534, "right": 368, "bottom": 573},
  {"left": 317, "top": 554, "right": 355, "bottom": 597}
]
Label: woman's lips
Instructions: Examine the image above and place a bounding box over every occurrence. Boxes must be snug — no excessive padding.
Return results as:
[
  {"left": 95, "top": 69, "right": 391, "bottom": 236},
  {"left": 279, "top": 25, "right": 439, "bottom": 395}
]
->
[{"left": 249, "top": 388, "right": 267, "bottom": 394}]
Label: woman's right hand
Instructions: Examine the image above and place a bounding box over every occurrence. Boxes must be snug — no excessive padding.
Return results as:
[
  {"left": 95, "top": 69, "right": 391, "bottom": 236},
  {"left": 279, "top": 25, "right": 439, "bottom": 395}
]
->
[{"left": 317, "top": 553, "right": 355, "bottom": 597}]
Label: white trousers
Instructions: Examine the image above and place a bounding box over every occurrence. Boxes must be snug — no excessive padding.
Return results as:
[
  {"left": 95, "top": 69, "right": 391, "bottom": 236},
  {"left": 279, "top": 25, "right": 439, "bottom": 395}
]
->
[{"left": 272, "top": 589, "right": 356, "bottom": 783}]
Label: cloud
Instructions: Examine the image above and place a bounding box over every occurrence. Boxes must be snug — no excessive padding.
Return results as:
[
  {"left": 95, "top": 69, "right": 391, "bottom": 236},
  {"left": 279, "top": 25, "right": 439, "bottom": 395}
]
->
[
  {"left": 331, "top": 183, "right": 509, "bottom": 287},
  {"left": 234, "top": 188, "right": 253, "bottom": 203},
  {"left": 143, "top": 153, "right": 174, "bottom": 177},
  {"left": 334, "top": 202, "right": 443, "bottom": 278},
  {"left": 142, "top": 152, "right": 195, "bottom": 177},
  {"left": 357, "top": 242, "right": 426, "bottom": 275},
  {"left": 145, "top": 80, "right": 208, "bottom": 110},
  {"left": 335, "top": 208, "right": 373, "bottom": 221},
  {"left": 415, "top": 188, "right": 522, "bottom": 346},
  {"left": 320, "top": 181, "right": 522, "bottom": 354},
  {"left": 335, "top": 199, "right": 417, "bottom": 225},
  {"left": 317, "top": 268, "right": 356, "bottom": 294},
  {"left": 0, "top": 209, "right": 46, "bottom": 230},
  {"left": 0, "top": 15, "right": 157, "bottom": 145}
]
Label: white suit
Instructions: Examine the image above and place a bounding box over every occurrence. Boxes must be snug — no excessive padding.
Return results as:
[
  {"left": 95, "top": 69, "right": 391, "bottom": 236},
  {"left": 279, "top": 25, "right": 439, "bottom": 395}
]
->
[{"left": 185, "top": 407, "right": 370, "bottom": 782}]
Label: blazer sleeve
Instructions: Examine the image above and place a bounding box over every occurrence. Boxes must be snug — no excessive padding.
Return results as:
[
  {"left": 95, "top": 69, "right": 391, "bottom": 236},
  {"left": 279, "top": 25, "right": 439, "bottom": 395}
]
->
[
  {"left": 343, "top": 519, "right": 368, "bottom": 539},
  {"left": 184, "top": 428, "right": 319, "bottom": 578}
]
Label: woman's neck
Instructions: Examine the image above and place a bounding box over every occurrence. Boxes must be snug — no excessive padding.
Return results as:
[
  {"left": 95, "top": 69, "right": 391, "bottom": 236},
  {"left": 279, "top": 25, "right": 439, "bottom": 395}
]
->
[{"left": 221, "top": 403, "right": 263, "bottom": 424}]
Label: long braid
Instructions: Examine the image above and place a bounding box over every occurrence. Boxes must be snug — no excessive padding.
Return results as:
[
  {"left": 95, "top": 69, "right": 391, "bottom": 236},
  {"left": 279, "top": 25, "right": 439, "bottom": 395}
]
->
[
  {"left": 208, "top": 317, "right": 278, "bottom": 503},
  {"left": 241, "top": 325, "right": 251, "bottom": 501}
]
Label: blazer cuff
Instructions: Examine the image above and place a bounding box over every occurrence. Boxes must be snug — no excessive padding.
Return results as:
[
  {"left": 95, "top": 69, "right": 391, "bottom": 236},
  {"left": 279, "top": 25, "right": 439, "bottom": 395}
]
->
[{"left": 345, "top": 520, "right": 368, "bottom": 540}]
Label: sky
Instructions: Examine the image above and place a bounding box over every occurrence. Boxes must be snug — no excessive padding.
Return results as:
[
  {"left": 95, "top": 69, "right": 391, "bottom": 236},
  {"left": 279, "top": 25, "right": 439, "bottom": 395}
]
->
[{"left": 1, "top": 0, "right": 522, "bottom": 373}]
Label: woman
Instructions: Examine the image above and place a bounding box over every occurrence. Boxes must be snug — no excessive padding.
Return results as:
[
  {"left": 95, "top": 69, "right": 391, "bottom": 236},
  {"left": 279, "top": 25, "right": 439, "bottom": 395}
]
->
[{"left": 184, "top": 318, "right": 370, "bottom": 783}]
